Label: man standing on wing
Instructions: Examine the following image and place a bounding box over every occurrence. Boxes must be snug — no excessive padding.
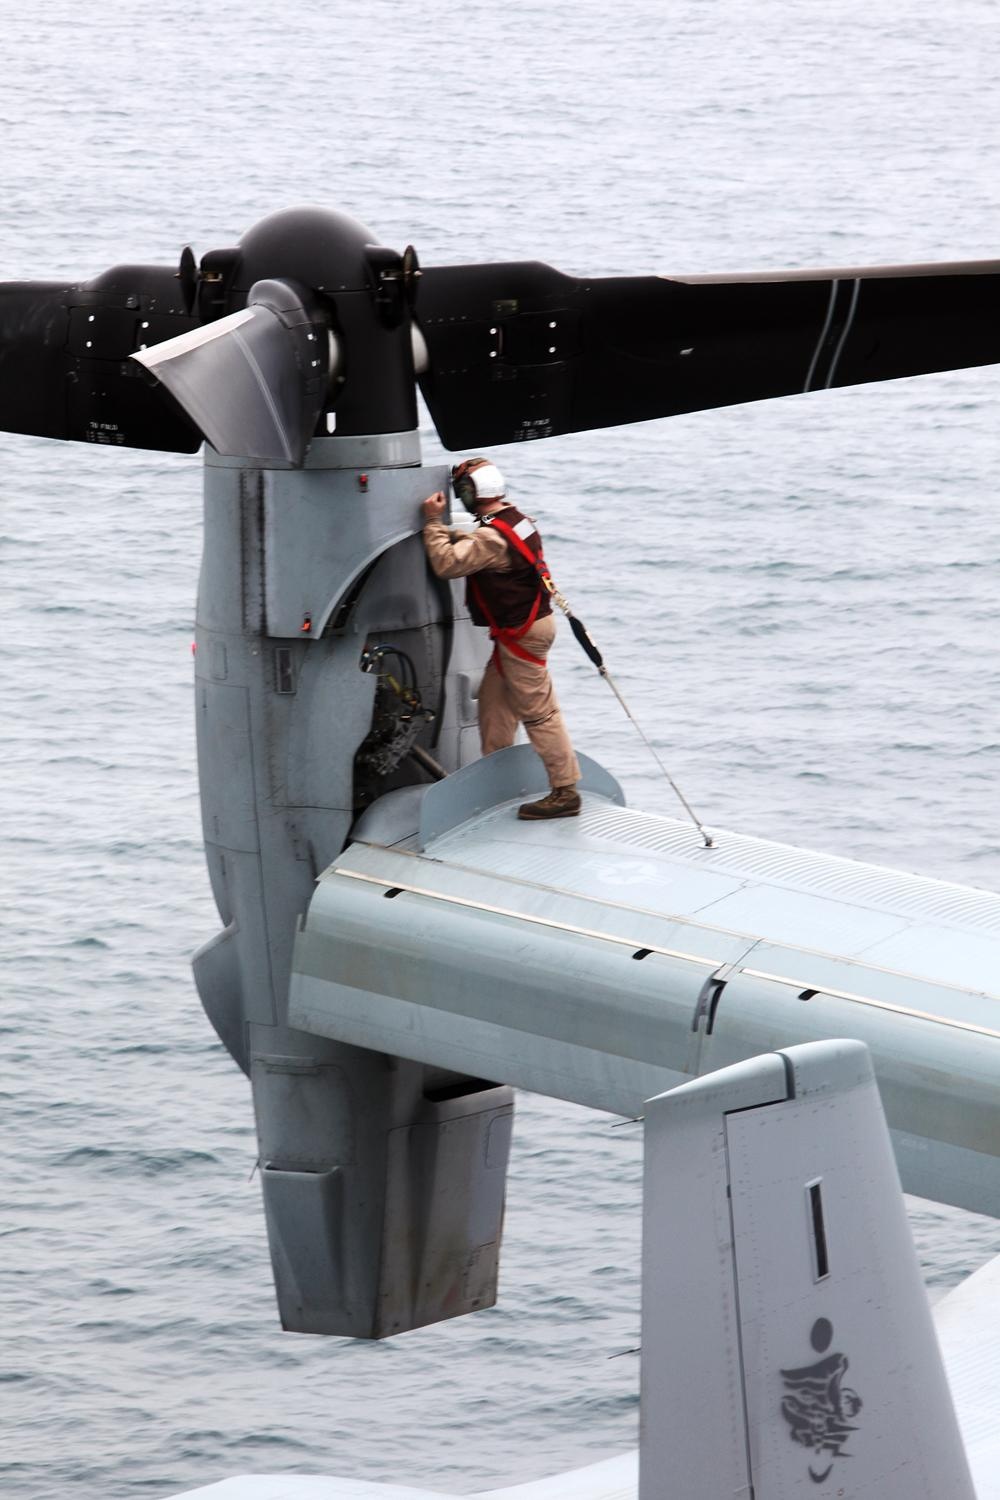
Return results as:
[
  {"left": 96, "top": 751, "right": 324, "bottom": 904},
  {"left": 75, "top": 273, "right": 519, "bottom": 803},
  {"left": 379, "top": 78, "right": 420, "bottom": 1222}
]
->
[{"left": 421, "top": 457, "right": 582, "bottom": 820}]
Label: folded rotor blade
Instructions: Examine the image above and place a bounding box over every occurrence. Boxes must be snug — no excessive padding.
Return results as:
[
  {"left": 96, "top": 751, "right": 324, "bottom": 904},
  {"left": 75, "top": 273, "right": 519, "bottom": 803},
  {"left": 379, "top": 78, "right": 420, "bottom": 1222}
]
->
[
  {"left": 133, "top": 278, "right": 332, "bottom": 466},
  {"left": 415, "top": 258, "right": 1000, "bottom": 449},
  {"left": 0, "top": 275, "right": 202, "bottom": 452}
]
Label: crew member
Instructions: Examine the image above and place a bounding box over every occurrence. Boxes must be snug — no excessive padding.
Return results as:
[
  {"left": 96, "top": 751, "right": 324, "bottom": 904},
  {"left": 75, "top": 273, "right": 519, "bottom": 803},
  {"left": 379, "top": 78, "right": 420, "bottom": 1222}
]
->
[{"left": 421, "top": 457, "right": 581, "bottom": 820}]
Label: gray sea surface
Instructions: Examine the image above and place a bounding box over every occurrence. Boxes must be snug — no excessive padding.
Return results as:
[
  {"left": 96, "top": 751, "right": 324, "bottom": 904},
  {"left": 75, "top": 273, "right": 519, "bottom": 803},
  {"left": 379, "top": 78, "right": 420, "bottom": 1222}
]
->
[{"left": 3, "top": 1, "right": 1000, "bottom": 1496}]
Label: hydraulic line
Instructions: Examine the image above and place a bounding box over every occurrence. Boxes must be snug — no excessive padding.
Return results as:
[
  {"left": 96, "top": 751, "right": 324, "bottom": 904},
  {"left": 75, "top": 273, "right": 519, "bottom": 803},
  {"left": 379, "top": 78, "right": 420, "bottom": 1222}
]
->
[{"left": 368, "top": 643, "right": 417, "bottom": 690}]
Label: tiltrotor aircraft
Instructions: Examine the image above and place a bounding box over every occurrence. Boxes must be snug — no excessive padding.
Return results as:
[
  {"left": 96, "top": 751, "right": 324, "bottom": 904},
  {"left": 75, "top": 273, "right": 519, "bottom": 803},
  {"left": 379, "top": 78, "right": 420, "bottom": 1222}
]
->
[{"left": 5, "top": 207, "right": 1000, "bottom": 1498}]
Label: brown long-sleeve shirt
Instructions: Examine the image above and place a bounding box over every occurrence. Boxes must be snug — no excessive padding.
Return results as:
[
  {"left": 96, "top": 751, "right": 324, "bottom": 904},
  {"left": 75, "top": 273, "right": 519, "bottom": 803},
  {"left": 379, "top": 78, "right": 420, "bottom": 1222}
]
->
[{"left": 422, "top": 520, "right": 513, "bottom": 580}]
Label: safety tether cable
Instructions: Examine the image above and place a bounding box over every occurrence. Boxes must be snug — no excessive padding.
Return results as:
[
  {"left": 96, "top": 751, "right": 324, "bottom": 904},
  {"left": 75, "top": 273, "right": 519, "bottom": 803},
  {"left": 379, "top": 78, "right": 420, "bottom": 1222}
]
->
[{"left": 544, "top": 580, "right": 715, "bottom": 849}]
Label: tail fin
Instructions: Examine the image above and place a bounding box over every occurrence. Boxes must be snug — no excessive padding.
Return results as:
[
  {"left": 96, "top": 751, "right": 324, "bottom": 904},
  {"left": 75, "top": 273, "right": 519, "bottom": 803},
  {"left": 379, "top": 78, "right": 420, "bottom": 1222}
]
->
[{"left": 639, "top": 1040, "right": 975, "bottom": 1499}]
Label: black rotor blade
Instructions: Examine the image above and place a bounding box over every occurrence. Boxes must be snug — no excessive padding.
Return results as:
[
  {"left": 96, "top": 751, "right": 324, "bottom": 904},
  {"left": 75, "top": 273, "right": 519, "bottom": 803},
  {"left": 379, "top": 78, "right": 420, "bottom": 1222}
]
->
[
  {"left": 0, "top": 269, "right": 202, "bottom": 452},
  {"left": 133, "top": 278, "right": 332, "bottom": 467},
  {"left": 415, "top": 258, "right": 1000, "bottom": 449}
]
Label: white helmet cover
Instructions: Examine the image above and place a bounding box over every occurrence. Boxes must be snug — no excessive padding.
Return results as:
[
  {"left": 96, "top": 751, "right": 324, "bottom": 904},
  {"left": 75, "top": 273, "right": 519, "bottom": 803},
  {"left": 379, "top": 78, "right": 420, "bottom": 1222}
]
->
[{"left": 470, "top": 462, "right": 505, "bottom": 500}]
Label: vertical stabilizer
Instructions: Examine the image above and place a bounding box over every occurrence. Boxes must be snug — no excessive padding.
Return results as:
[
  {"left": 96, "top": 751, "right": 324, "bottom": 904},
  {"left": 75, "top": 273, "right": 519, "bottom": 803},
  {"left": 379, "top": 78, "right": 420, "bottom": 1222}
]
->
[{"left": 639, "top": 1039, "right": 975, "bottom": 1499}]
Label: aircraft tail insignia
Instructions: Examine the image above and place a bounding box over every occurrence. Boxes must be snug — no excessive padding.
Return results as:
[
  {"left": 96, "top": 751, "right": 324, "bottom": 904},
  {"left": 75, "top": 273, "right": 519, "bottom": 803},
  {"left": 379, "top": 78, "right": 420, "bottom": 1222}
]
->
[
  {"left": 639, "top": 1040, "right": 976, "bottom": 1499},
  {"left": 779, "top": 1325, "right": 863, "bottom": 1482}
]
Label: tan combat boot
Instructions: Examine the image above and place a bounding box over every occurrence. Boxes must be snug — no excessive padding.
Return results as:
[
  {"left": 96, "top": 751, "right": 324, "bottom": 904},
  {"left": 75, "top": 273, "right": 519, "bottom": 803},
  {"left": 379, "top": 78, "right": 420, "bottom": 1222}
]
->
[{"left": 517, "top": 785, "right": 582, "bottom": 820}]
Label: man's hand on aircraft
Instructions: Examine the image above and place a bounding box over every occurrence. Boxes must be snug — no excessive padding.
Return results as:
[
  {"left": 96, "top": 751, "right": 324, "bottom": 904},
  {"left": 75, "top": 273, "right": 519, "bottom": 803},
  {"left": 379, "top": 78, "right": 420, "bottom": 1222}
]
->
[{"left": 421, "top": 491, "right": 447, "bottom": 523}]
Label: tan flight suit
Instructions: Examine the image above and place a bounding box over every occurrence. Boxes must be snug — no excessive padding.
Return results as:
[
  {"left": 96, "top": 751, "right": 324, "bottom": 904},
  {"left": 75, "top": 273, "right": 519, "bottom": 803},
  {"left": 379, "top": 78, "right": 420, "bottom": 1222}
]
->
[{"left": 423, "top": 516, "right": 581, "bottom": 789}]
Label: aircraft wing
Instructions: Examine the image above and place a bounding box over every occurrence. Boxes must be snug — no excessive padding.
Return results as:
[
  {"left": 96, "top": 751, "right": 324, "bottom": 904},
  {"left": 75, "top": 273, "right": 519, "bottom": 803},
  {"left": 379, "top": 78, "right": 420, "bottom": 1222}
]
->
[
  {"left": 289, "top": 744, "right": 1000, "bottom": 1220},
  {"left": 415, "top": 257, "right": 1000, "bottom": 447},
  {"left": 160, "top": 1478, "right": 458, "bottom": 1499},
  {"left": 161, "top": 1457, "right": 637, "bottom": 1500}
]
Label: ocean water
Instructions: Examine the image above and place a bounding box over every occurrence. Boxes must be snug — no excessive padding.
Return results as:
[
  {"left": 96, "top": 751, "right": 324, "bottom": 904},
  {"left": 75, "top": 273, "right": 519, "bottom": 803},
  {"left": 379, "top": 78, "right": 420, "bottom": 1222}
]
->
[{"left": 3, "top": 2, "right": 1000, "bottom": 1496}]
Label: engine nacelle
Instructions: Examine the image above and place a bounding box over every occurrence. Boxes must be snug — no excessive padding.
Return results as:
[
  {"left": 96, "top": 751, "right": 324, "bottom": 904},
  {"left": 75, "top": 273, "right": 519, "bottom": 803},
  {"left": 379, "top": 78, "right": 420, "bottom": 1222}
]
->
[{"left": 192, "top": 436, "right": 512, "bottom": 1337}]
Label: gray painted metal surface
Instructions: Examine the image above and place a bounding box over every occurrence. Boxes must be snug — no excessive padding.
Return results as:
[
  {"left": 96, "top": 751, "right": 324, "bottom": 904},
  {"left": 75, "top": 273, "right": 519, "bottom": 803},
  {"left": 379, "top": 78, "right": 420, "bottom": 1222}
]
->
[
  {"left": 290, "top": 749, "right": 1000, "bottom": 1216},
  {"left": 193, "top": 436, "right": 514, "bottom": 1337},
  {"left": 418, "top": 744, "right": 624, "bottom": 847},
  {"left": 640, "top": 1041, "right": 976, "bottom": 1500},
  {"left": 165, "top": 1040, "right": 1000, "bottom": 1498},
  {"left": 936, "top": 1251, "right": 1000, "bottom": 1496}
]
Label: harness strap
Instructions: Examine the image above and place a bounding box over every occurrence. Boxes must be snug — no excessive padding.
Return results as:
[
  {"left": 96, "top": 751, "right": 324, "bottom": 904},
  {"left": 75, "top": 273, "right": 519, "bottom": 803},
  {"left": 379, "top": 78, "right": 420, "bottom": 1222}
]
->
[
  {"left": 467, "top": 514, "right": 556, "bottom": 676},
  {"left": 467, "top": 574, "right": 546, "bottom": 677},
  {"left": 485, "top": 517, "right": 553, "bottom": 588}
]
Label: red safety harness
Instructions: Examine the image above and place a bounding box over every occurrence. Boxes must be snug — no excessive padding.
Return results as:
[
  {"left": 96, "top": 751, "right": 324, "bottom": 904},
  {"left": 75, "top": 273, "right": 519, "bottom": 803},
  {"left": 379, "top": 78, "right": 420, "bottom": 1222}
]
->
[{"left": 467, "top": 517, "right": 554, "bottom": 676}]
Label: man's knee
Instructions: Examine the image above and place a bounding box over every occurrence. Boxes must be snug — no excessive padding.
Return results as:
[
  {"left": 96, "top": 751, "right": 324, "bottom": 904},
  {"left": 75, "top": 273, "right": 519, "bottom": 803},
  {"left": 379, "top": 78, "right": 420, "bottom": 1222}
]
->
[{"left": 522, "top": 709, "right": 558, "bottom": 730}]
